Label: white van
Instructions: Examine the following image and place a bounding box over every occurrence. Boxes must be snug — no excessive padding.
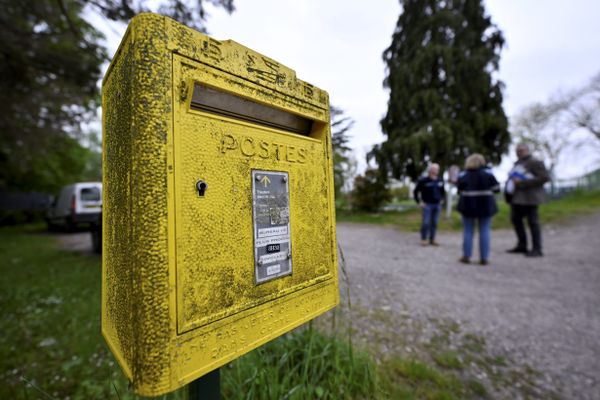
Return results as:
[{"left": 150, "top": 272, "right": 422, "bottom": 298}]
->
[{"left": 46, "top": 182, "right": 102, "bottom": 231}]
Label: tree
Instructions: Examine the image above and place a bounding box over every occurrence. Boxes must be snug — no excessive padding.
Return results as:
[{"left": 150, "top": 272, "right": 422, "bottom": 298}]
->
[
  {"left": 373, "top": 0, "right": 510, "bottom": 182},
  {"left": 565, "top": 71, "right": 600, "bottom": 143},
  {"left": 86, "top": 0, "right": 235, "bottom": 32},
  {"left": 0, "top": 0, "right": 234, "bottom": 192},
  {"left": 331, "top": 106, "right": 355, "bottom": 197},
  {"left": 350, "top": 169, "right": 391, "bottom": 212},
  {"left": 511, "top": 70, "right": 600, "bottom": 187},
  {"left": 512, "top": 102, "right": 569, "bottom": 190}
]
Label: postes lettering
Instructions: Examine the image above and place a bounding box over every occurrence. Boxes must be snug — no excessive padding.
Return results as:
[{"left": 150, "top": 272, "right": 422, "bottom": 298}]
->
[{"left": 220, "top": 134, "right": 308, "bottom": 164}]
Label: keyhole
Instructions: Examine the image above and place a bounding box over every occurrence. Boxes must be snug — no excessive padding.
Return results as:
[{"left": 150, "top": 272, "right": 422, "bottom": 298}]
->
[{"left": 196, "top": 180, "right": 208, "bottom": 197}]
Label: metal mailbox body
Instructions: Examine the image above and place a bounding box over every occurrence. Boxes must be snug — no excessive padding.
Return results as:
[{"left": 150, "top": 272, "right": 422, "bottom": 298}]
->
[{"left": 101, "top": 13, "right": 339, "bottom": 396}]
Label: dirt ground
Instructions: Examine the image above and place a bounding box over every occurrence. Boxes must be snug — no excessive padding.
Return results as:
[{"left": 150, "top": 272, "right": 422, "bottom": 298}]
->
[
  {"left": 336, "top": 213, "right": 600, "bottom": 400},
  {"left": 58, "top": 213, "right": 600, "bottom": 399}
]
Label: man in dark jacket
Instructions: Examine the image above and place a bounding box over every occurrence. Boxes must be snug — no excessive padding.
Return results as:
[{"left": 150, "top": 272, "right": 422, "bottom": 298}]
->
[
  {"left": 414, "top": 163, "right": 445, "bottom": 246},
  {"left": 506, "top": 143, "right": 550, "bottom": 257}
]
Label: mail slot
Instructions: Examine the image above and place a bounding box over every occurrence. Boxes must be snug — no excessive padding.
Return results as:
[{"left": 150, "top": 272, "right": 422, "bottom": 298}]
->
[{"left": 101, "top": 13, "right": 339, "bottom": 396}]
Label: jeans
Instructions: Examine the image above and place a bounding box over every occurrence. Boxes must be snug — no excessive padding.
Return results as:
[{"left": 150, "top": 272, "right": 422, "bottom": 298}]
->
[
  {"left": 510, "top": 204, "right": 542, "bottom": 251},
  {"left": 421, "top": 203, "right": 441, "bottom": 241},
  {"left": 462, "top": 216, "right": 492, "bottom": 261}
]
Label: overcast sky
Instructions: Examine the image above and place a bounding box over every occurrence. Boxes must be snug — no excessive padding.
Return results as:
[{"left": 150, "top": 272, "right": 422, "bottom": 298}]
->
[{"left": 98, "top": 0, "right": 600, "bottom": 179}]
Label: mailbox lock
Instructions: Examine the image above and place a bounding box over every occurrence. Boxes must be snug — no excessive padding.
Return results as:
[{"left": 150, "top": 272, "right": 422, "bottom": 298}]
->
[{"left": 196, "top": 180, "right": 208, "bottom": 197}]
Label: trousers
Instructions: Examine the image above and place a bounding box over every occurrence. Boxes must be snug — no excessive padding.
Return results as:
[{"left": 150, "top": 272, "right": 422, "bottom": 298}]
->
[
  {"left": 462, "top": 216, "right": 492, "bottom": 261},
  {"left": 421, "top": 203, "right": 441, "bottom": 241},
  {"left": 510, "top": 204, "right": 542, "bottom": 251}
]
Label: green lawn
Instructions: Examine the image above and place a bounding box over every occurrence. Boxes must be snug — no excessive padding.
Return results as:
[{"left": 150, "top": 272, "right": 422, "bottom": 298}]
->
[
  {"left": 0, "top": 226, "right": 381, "bottom": 399},
  {"left": 337, "top": 189, "right": 600, "bottom": 231},
  {"left": 0, "top": 225, "right": 150, "bottom": 400}
]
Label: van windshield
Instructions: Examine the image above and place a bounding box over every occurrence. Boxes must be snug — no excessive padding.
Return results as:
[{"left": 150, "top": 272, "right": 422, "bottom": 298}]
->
[{"left": 81, "top": 187, "right": 101, "bottom": 201}]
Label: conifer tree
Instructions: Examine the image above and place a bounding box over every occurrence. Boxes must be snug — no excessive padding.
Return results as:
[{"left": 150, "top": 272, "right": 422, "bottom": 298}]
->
[
  {"left": 331, "top": 106, "right": 354, "bottom": 197},
  {"left": 373, "top": 0, "right": 510, "bottom": 181}
]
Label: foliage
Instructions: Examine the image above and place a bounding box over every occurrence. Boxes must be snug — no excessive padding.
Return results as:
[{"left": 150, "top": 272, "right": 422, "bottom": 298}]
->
[
  {"left": 337, "top": 190, "right": 600, "bottom": 231},
  {"left": 1, "top": 135, "right": 101, "bottom": 194},
  {"left": 373, "top": 0, "right": 510, "bottom": 181},
  {"left": 87, "top": 0, "right": 235, "bottom": 32},
  {"left": 222, "top": 326, "right": 377, "bottom": 400},
  {"left": 0, "top": 0, "right": 106, "bottom": 192},
  {"left": 330, "top": 106, "right": 356, "bottom": 197},
  {"left": 350, "top": 168, "right": 392, "bottom": 212},
  {"left": 0, "top": 0, "right": 234, "bottom": 193},
  {"left": 390, "top": 185, "right": 411, "bottom": 201}
]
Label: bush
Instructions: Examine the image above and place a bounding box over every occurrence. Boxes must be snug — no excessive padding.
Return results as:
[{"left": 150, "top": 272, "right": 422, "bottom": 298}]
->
[
  {"left": 350, "top": 169, "right": 391, "bottom": 212},
  {"left": 390, "top": 185, "right": 411, "bottom": 201}
]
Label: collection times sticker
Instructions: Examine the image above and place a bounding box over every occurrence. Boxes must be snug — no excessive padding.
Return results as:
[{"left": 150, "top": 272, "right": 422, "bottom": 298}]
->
[{"left": 252, "top": 170, "right": 292, "bottom": 284}]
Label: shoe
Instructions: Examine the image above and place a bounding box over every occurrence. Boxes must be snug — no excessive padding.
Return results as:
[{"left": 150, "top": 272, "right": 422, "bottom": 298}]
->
[
  {"left": 459, "top": 256, "right": 470, "bottom": 264},
  {"left": 506, "top": 247, "right": 527, "bottom": 254},
  {"left": 420, "top": 240, "right": 429, "bottom": 246},
  {"left": 525, "top": 250, "right": 543, "bottom": 257},
  {"left": 429, "top": 240, "right": 440, "bottom": 246},
  {"left": 480, "top": 259, "right": 488, "bottom": 265}
]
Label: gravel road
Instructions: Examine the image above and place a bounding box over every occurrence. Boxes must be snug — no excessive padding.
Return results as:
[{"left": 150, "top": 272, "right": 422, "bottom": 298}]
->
[{"left": 337, "top": 213, "right": 600, "bottom": 399}]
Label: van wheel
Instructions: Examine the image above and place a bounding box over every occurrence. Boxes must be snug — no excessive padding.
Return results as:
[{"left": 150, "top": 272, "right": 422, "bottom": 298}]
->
[
  {"left": 91, "top": 229, "right": 102, "bottom": 254},
  {"left": 65, "top": 218, "right": 76, "bottom": 232},
  {"left": 47, "top": 220, "right": 59, "bottom": 232}
]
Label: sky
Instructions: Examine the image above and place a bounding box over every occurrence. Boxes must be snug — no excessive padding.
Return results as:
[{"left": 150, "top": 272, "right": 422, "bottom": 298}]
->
[{"left": 95, "top": 0, "right": 600, "bottom": 180}]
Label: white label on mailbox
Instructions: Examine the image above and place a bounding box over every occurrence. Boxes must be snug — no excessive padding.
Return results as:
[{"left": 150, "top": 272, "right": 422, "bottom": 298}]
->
[
  {"left": 266, "top": 264, "right": 281, "bottom": 276},
  {"left": 260, "top": 252, "right": 288, "bottom": 265},
  {"left": 254, "top": 236, "right": 289, "bottom": 248},
  {"left": 258, "top": 226, "right": 288, "bottom": 238},
  {"left": 252, "top": 170, "right": 292, "bottom": 284}
]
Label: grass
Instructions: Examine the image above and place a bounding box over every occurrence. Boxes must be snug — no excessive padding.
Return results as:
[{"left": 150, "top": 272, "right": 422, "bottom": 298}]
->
[
  {"left": 337, "top": 189, "right": 600, "bottom": 231},
  {"left": 0, "top": 225, "right": 380, "bottom": 399},
  {"left": 379, "top": 358, "right": 467, "bottom": 400},
  {"left": 0, "top": 224, "right": 171, "bottom": 400},
  {"left": 223, "top": 326, "right": 377, "bottom": 399}
]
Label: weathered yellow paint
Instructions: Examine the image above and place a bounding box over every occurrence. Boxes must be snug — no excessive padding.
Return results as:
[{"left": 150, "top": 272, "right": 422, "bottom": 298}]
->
[{"left": 102, "top": 13, "right": 339, "bottom": 396}]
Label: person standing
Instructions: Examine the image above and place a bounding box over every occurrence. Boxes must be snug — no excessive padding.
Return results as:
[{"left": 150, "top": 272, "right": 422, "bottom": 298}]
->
[
  {"left": 457, "top": 154, "right": 500, "bottom": 265},
  {"left": 413, "top": 163, "right": 445, "bottom": 246},
  {"left": 506, "top": 143, "right": 550, "bottom": 257}
]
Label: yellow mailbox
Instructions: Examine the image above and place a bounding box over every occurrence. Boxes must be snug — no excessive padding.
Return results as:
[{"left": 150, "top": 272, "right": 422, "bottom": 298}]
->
[{"left": 102, "top": 13, "right": 339, "bottom": 396}]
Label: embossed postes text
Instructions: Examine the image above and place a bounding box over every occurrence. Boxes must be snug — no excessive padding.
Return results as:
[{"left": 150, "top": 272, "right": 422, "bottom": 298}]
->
[{"left": 220, "top": 134, "right": 308, "bottom": 164}]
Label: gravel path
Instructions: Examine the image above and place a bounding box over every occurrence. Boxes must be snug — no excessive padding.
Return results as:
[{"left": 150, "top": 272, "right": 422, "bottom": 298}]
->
[{"left": 337, "top": 213, "right": 600, "bottom": 399}]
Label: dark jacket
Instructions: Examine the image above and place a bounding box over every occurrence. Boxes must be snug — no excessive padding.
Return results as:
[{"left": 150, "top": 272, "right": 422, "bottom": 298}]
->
[
  {"left": 510, "top": 155, "right": 550, "bottom": 206},
  {"left": 414, "top": 176, "right": 445, "bottom": 205},
  {"left": 457, "top": 167, "right": 500, "bottom": 218}
]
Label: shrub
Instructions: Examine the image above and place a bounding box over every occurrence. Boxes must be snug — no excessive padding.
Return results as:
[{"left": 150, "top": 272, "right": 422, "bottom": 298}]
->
[{"left": 350, "top": 169, "right": 391, "bottom": 212}]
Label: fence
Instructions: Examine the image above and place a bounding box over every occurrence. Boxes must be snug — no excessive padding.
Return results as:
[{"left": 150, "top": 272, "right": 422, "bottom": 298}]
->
[
  {"left": 551, "top": 167, "right": 600, "bottom": 197},
  {"left": 0, "top": 190, "right": 52, "bottom": 225}
]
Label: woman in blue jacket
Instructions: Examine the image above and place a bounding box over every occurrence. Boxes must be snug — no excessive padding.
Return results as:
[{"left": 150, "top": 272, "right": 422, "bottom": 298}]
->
[{"left": 457, "top": 154, "right": 500, "bottom": 265}]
